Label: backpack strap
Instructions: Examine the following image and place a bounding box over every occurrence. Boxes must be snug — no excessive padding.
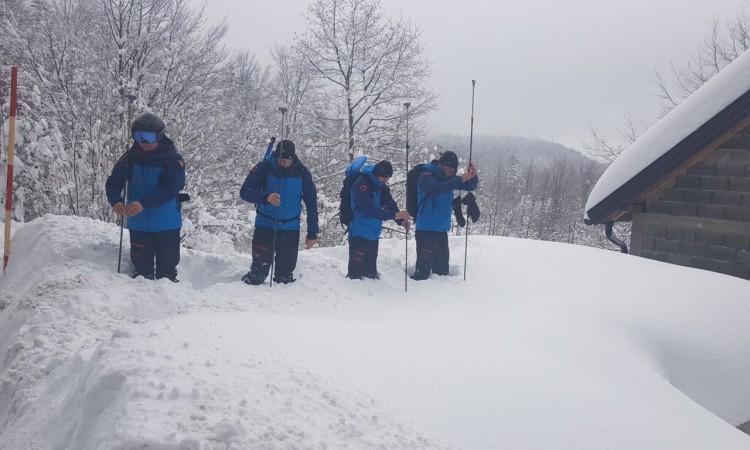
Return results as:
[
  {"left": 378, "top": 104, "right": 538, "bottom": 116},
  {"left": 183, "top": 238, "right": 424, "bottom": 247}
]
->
[
  {"left": 416, "top": 168, "right": 431, "bottom": 216},
  {"left": 416, "top": 195, "right": 428, "bottom": 215},
  {"left": 249, "top": 159, "right": 273, "bottom": 190},
  {"left": 253, "top": 160, "right": 279, "bottom": 214}
]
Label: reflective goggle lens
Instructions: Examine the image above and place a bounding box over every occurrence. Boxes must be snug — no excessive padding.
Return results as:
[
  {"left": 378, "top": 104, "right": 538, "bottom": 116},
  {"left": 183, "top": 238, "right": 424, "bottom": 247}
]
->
[{"left": 133, "top": 131, "right": 159, "bottom": 143}]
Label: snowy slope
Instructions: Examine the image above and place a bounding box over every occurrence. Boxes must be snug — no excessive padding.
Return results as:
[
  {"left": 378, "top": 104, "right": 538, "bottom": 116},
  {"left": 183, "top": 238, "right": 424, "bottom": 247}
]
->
[{"left": 1, "top": 215, "right": 750, "bottom": 449}]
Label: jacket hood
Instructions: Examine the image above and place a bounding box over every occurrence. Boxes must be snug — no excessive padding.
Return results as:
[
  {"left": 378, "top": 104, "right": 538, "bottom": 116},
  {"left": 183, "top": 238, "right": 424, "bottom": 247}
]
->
[
  {"left": 426, "top": 160, "right": 446, "bottom": 179},
  {"left": 361, "top": 166, "right": 386, "bottom": 188}
]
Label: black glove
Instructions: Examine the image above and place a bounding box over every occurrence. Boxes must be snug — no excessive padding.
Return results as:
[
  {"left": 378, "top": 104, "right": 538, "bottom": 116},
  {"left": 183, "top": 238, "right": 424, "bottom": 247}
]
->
[
  {"left": 453, "top": 195, "right": 466, "bottom": 228},
  {"left": 462, "top": 192, "right": 480, "bottom": 223}
]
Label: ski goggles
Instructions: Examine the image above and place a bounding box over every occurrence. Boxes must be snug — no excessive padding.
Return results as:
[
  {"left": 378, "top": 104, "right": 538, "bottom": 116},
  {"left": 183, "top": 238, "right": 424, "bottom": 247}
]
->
[{"left": 133, "top": 131, "right": 160, "bottom": 143}]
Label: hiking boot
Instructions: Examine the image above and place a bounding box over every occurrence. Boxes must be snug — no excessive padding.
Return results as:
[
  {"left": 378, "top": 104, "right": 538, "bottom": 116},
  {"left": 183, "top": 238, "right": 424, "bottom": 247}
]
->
[
  {"left": 156, "top": 271, "right": 179, "bottom": 282},
  {"left": 241, "top": 271, "right": 265, "bottom": 285},
  {"left": 273, "top": 274, "right": 296, "bottom": 284},
  {"left": 157, "top": 275, "right": 179, "bottom": 283},
  {"left": 132, "top": 270, "right": 155, "bottom": 280},
  {"left": 410, "top": 270, "right": 430, "bottom": 281}
]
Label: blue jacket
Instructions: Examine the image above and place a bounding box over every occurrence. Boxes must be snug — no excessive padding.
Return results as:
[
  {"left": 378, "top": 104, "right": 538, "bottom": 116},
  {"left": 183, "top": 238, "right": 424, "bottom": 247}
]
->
[
  {"left": 240, "top": 155, "right": 319, "bottom": 240},
  {"left": 105, "top": 137, "right": 185, "bottom": 232},
  {"left": 416, "top": 161, "right": 479, "bottom": 232},
  {"left": 349, "top": 166, "right": 400, "bottom": 241}
]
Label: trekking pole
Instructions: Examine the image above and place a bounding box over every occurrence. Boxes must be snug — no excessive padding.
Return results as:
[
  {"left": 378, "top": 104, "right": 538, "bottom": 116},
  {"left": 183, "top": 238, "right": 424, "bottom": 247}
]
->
[
  {"left": 269, "top": 107, "right": 288, "bottom": 287},
  {"left": 403, "top": 102, "right": 411, "bottom": 292},
  {"left": 383, "top": 225, "right": 408, "bottom": 235},
  {"left": 463, "top": 80, "right": 475, "bottom": 282},
  {"left": 117, "top": 182, "right": 127, "bottom": 273},
  {"left": 117, "top": 93, "right": 136, "bottom": 273}
]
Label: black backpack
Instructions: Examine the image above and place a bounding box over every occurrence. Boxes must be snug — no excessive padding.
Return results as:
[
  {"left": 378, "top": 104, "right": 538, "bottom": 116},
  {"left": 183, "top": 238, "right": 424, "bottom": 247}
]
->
[
  {"left": 406, "top": 163, "right": 427, "bottom": 219},
  {"left": 339, "top": 156, "right": 369, "bottom": 228}
]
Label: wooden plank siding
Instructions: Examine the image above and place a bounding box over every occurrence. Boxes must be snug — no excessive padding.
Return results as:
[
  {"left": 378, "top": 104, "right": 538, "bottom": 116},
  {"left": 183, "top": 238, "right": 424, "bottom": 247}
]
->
[
  {"left": 630, "top": 142, "right": 750, "bottom": 279},
  {"left": 632, "top": 118, "right": 750, "bottom": 212}
]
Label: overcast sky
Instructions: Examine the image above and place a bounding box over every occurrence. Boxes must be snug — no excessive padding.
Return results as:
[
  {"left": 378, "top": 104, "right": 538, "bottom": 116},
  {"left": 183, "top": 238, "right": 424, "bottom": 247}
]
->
[{"left": 200, "top": 0, "right": 746, "bottom": 150}]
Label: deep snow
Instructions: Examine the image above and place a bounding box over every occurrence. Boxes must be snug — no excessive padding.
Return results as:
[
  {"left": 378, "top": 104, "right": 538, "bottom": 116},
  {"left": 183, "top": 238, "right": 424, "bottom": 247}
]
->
[{"left": 1, "top": 215, "right": 750, "bottom": 449}]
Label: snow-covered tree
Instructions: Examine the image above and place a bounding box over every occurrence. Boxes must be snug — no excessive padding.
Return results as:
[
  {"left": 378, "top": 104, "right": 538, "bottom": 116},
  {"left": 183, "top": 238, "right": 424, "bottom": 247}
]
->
[{"left": 297, "top": 0, "right": 436, "bottom": 160}]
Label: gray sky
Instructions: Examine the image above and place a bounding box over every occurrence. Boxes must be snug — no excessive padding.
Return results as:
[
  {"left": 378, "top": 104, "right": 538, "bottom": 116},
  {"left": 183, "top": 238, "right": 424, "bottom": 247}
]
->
[{"left": 201, "top": 0, "right": 746, "bottom": 150}]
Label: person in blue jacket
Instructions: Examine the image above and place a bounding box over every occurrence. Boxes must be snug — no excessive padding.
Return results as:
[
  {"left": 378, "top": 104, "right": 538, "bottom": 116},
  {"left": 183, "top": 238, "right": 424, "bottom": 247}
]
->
[
  {"left": 240, "top": 140, "right": 319, "bottom": 285},
  {"left": 411, "top": 151, "right": 478, "bottom": 280},
  {"left": 348, "top": 160, "right": 411, "bottom": 280},
  {"left": 106, "top": 113, "right": 186, "bottom": 281}
]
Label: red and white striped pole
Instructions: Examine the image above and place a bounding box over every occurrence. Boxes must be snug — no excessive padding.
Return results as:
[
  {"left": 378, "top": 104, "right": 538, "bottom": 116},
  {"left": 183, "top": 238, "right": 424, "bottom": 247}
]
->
[{"left": 4, "top": 67, "right": 18, "bottom": 272}]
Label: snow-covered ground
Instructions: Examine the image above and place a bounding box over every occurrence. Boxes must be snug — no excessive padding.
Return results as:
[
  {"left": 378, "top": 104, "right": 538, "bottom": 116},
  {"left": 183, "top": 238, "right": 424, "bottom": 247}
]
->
[{"left": 1, "top": 215, "right": 749, "bottom": 449}]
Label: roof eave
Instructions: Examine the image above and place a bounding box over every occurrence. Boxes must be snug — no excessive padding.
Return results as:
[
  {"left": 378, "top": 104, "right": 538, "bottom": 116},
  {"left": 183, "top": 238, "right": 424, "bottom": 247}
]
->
[{"left": 585, "top": 89, "right": 750, "bottom": 225}]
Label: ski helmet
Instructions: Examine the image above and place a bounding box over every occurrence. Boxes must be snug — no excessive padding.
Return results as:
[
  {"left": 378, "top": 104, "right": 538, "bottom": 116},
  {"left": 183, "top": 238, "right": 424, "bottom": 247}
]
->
[
  {"left": 438, "top": 151, "right": 459, "bottom": 169},
  {"left": 131, "top": 113, "right": 166, "bottom": 137}
]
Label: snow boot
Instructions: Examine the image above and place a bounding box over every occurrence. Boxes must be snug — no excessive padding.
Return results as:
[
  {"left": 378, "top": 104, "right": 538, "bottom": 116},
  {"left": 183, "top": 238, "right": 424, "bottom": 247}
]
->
[
  {"left": 273, "top": 273, "right": 296, "bottom": 284},
  {"left": 156, "top": 269, "right": 179, "bottom": 283},
  {"left": 241, "top": 271, "right": 266, "bottom": 286},
  {"left": 410, "top": 270, "right": 430, "bottom": 281},
  {"left": 132, "top": 270, "right": 155, "bottom": 280},
  {"left": 157, "top": 274, "right": 179, "bottom": 283}
]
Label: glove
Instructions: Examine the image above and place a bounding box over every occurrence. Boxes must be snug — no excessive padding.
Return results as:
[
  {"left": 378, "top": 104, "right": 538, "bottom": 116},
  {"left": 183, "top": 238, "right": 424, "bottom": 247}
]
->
[
  {"left": 463, "top": 192, "right": 480, "bottom": 223},
  {"left": 452, "top": 195, "right": 466, "bottom": 228}
]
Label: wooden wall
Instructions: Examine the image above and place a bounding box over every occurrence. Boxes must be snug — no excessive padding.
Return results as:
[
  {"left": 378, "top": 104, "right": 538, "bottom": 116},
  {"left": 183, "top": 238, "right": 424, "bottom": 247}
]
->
[{"left": 630, "top": 139, "right": 750, "bottom": 279}]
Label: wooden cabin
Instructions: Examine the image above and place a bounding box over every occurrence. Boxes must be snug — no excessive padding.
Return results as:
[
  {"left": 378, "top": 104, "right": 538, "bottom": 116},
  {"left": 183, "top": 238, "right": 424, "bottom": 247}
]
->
[{"left": 585, "top": 52, "right": 750, "bottom": 280}]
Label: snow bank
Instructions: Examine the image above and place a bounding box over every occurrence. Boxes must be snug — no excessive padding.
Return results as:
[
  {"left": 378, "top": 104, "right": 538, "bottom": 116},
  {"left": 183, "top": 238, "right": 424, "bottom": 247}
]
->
[
  {"left": 586, "top": 49, "right": 750, "bottom": 217},
  {"left": 1, "top": 215, "right": 749, "bottom": 449}
]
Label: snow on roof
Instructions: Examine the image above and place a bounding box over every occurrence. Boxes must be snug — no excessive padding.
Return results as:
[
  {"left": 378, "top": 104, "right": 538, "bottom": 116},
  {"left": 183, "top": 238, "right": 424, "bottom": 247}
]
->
[{"left": 586, "top": 49, "right": 750, "bottom": 219}]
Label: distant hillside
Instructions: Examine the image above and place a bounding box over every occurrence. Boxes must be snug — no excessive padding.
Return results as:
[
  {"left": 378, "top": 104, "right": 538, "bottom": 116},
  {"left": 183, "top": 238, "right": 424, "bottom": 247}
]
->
[{"left": 427, "top": 133, "right": 593, "bottom": 168}]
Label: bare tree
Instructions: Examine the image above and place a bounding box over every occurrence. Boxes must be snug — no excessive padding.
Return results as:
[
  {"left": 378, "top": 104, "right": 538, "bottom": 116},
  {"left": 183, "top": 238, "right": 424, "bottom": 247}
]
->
[
  {"left": 655, "top": 10, "right": 750, "bottom": 115},
  {"left": 585, "top": 7, "right": 750, "bottom": 164},
  {"left": 297, "top": 0, "right": 437, "bottom": 160},
  {"left": 271, "top": 43, "right": 322, "bottom": 139},
  {"left": 583, "top": 112, "right": 644, "bottom": 163}
]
